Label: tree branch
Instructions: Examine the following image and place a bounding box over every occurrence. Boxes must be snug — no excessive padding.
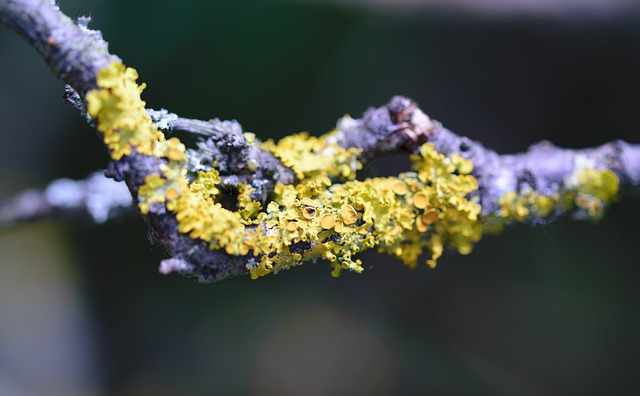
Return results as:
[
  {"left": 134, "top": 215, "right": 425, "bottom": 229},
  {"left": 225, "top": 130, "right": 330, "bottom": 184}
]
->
[
  {"left": 1, "top": 0, "right": 639, "bottom": 283},
  {"left": 0, "top": 0, "right": 117, "bottom": 95},
  {"left": 0, "top": 172, "right": 132, "bottom": 227}
]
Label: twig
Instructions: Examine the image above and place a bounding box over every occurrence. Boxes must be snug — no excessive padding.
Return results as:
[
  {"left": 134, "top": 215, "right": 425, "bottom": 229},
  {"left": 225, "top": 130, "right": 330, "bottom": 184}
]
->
[{"left": 0, "top": 172, "right": 132, "bottom": 227}]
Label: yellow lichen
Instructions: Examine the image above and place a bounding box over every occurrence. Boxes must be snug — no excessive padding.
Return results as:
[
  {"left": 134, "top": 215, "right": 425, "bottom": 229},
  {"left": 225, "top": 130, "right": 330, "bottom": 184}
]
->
[
  {"left": 422, "top": 210, "right": 439, "bottom": 225},
  {"left": 90, "top": 62, "right": 259, "bottom": 258},
  {"left": 156, "top": 137, "right": 187, "bottom": 162},
  {"left": 189, "top": 169, "right": 220, "bottom": 200},
  {"left": 246, "top": 143, "right": 482, "bottom": 279},
  {"left": 576, "top": 168, "right": 619, "bottom": 200},
  {"left": 392, "top": 181, "right": 409, "bottom": 195},
  {"left": 166, "top": 187, "right": 179, "bottom": 201},
  {"left": 302, "top": 207, "right": 317, "bottom": 219},
  {"left": 413, "top": 193, "right": 429, "bottom": 209},
  {"left": 88, "top": 62, "right": 494, "bottom": 281},
  {"left": 573, "top": 168, "right": 619, "bottom": 219},
  {"left": 137, "top": 173, "right": 168, "bottom": 214},
  {"left": 320, "top": 213, "right": 336, "bottom": 229},
  {"left": 416, "top": 211, "right": 439, "bottom": 232},
  {"left": 237, "top": 183, "right": 263, "bottom": 222},
  {"left": 86, "top": 62, "right": 165, "bottom": 160},
  {"left": 89, "top": 63, "right": 626, "bottom": 282},
  {"left": 301, "top": 197, "right": 317, "bottom": 207},
  {"left": 498, "top": 191, "right": 555, "bottom": 223},
  {"left": 334, "top": 219, "right": 344, "bottom": 233},
  {"left": 341, "top": 204, "right": 358, "bottom": 225},
  {"left": 450, "top": 153, "right": 474, "bottom": 175},
  {"left": 494, "top": 167, "right": 619, "bottom": 229},
  {"left": 167, "top": 192, "right": 247, "bottom": 252},
  {"left": 260, "top": 131, "right": 363, "bottom": 180}
]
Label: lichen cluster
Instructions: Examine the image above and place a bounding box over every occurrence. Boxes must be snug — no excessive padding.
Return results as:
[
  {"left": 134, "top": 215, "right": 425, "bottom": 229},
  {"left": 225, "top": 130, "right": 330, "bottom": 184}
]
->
[
  {"left": 493, "top": 167, "right": 620, "bottom": 229},
  {"left": 86, "top": 63, "right": 174, "bottom": 161},
  {"left": 259, "top": 132, "right": 362, "bottom": 180},
  {"left": 86, "top": 62, "right": 621, "bottom": 281},
  {"left": 86, "top": 62, "right": 252, "bottom": 255},
  {"left": 246, "top": 142, "right": 482, "bottom": 278},
  {"left": 571, "top": 168, "right": 619, "bottom": 219}
]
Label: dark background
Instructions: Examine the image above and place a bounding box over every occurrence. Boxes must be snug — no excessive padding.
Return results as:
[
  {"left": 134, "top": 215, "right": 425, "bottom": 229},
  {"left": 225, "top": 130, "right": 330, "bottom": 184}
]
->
[{"left": 1, "top": 0, "right": 640, "bottom": 395}]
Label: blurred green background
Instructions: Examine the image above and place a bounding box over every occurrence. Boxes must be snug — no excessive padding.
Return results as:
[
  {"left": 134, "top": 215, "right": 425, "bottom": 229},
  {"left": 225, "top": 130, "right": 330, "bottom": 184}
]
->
[{"left": 1, "top": 0, "right": 640, "bottom": 395}]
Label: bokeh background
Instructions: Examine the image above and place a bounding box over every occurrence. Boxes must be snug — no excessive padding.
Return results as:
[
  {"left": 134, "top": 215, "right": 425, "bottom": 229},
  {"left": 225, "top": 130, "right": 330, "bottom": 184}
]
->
[{"left": 2, "top": 0, "right": 640, "bottom": 395}]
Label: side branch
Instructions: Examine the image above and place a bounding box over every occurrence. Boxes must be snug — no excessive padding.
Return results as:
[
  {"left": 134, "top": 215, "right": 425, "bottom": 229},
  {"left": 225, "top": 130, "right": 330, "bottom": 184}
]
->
[{"left": 0, "top": 172, "right": 132, "bottom": 227}]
